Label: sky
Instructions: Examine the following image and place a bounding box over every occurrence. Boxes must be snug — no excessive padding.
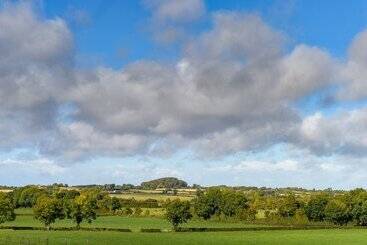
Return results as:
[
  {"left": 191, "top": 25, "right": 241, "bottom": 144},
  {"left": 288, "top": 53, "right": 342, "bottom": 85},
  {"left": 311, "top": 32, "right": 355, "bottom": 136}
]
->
[{"left": 2, "top": 0, "right": 367, "bottom": 189}]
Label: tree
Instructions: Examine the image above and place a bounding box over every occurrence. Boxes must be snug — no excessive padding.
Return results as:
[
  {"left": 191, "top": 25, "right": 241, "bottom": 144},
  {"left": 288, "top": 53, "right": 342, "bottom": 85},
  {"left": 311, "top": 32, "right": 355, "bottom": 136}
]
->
[
  {"left": 277, "top": 194, "right": 302, "bottom": 218},
  {"left": 220, "top": 189, "right": 248, "bottom": 218},
  {"left": 141, "top": 177, "right": 188, "bottom": 190},
  {"left": 194, "top": 188, "right": 222, "bottom": 220},
  {"left": 69, "top": 195, "right": 97, "bottom": 229},
  {"left": 0, "top": 193, "right": 15, "bottom": 224},
  {"left": 33, "top": 196, "right": 64, "bottom": 230},
  {"left": 165, "top": 200, "right": 192, "bottom": 230},
  {"left": 110, "top": 197, "right": 121, "bottom": 212},
  {"left": 14, "top": 186, "right": 47, "bottom": 208},
  {"left": 304, "top": 194, "right": 329, "bottom": 222},
  {"left": 352, "top": 200, "right": 367, "bottom": 226},
  {"left": 324, "top": 199, "right": 352, "bottom": 225}
]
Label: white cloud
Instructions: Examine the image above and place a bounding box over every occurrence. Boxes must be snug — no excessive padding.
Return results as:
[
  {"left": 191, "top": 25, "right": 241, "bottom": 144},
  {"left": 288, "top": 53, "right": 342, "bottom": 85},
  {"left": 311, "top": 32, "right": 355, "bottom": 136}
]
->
[
  {"left": 0, "top": 2, "right": 74, "bottom": 150},
  {"left": 143, "top": 0, "right": 205, "bottom": 44},
  {"left": 298, "top": 108, "right": 367, "bottom": 156},
  {"left": 2, "top": 1, "right": 367, "bottom": 175},
  {"left": 210, "top": 159, "right": 300, "bottom": 173},
  {"left": 145, "top": 0, "right": 205, "bottom": 23},
  {"left": 0, "top": 158, "right": 65, "bottom": 175}
]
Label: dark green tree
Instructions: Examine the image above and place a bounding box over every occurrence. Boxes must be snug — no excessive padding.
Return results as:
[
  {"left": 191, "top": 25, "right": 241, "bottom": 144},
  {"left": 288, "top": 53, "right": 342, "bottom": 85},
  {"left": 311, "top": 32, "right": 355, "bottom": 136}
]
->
[
  {"left": 220, "top": 189, "right": 248, "bottom": 217},
  {"left": 304, "top": 194, "right": 329, "bottom": 222},
  {"left": 165, "top": 200, "right": 192, "bottom": 230},
  {"left": 0, "top": 193, "right": 16, "bottom": 224},
  {"left": 194, "top": 188, "right": 222, "bottom": 220},
  {"left": 324, "top": 199, "right": 352, "bottom": 225},
  {"left": 352, "top": 200, "right": 367, "bottom": 226}
]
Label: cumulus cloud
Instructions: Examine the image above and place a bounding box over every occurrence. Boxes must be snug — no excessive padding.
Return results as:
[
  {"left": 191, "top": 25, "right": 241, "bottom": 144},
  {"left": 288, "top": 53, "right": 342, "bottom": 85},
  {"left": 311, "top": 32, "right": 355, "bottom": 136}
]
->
[
  {"left": 214, "top": 159, "right": 301, "bottom": 172},
  {"left": 338, "top": 30, "right": 367, "bottom": 100},
  {"left": 61, "top": 12, "right": 336, "bottom": 159},
  {"left": 0, "top": 158, "right": 65, "bottom": 175},
  {"left": 0, "top": 2, "right": 74, "bottom": 150},
  {"left": 298, "top": 108, "right": 367, "bottom": 156},
  {"left": 143, "top": 0, "right": 205, "bottom": 44},
  {"left": 2, "top": 1, "right": 367, "bottom": 168},
  {"left": 145, "top": 0, "right": 205, "bottom": 23}
]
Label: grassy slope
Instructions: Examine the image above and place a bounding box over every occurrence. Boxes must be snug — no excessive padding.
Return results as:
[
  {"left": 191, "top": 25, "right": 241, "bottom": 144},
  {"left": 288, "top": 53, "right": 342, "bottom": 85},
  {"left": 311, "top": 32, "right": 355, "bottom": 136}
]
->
[{"left": 1, "top": 229, "right": 367, "bottom": 245}]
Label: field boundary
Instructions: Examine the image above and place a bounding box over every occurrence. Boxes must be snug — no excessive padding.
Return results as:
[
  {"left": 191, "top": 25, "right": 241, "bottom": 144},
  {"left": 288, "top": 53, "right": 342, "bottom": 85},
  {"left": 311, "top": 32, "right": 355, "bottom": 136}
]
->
[{"left": 0, "top": 226, "right": 132, "bottom": 232}]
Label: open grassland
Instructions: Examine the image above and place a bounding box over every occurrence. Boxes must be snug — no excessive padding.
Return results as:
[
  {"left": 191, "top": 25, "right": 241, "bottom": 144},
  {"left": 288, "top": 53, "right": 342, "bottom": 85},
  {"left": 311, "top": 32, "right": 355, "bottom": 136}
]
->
[
  {"left": 2, "top": 215, "right": 271, "bottom": 232},
  {"left": 1, "top": 229, "right": 367, "bottom": 245}
]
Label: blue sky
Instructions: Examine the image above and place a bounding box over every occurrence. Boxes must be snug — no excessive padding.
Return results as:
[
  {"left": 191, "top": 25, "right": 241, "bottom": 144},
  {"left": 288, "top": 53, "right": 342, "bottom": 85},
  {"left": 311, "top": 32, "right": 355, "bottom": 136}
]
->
[
  {"left": 42, "top": 0, "right": 367, "bottom": 67},
  {"left": 2, "top": 0, "right": 367, "bottom": 189}
]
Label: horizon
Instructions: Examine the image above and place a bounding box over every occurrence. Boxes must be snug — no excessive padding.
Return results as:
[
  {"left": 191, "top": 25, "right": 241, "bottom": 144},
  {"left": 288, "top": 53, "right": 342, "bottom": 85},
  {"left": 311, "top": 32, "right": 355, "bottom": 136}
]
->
[{"left": 2, "top": 0, "right": 367, "bottom": 189}]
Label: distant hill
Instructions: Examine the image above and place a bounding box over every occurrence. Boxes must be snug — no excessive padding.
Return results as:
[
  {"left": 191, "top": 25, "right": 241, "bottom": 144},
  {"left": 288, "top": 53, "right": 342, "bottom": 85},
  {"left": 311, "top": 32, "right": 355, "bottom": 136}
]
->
[{"left": 141, "top": 177, "right": 188, "bottom": 189}]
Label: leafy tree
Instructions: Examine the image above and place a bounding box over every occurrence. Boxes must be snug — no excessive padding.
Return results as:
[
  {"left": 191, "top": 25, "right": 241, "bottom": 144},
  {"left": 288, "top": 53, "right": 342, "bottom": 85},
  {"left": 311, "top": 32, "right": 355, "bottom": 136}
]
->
[
  {"left": 14, "top": 186, "right": 47, "bottom": 208},
  {"left": 0, "top": 193, "right": 15, "bottom": 224},
  {"left": 110, "top": 197, "right": 121, "bottom": 212},
  {"left": 165, "top": 200, "right": 192, "bottom": 230},
  {"left": 304, "top": 194, "right": 329, "bottom": 222},
  {"left": 220, "top": 189, "right": 248, "bottom": 217},
  {"left": 352, "top": 200, "right": 367, "bottom": 226},
  {"left": 277, "top": 194, "right": 302, "bottom": 217},
  {"left": 33, "top": 196, "right": 64, "bottom": 230},
  {"left": 194, "top": 188, "right": 222, "bottom": 220},
  {"left": 141, "top": 177, "right": 188, "bottom": 189},
  {"left": 69, "top": 195, "right": 97, "bottom": 229},
  {"left": 324, "top": 199, "right": 352, "bottom": 225}
]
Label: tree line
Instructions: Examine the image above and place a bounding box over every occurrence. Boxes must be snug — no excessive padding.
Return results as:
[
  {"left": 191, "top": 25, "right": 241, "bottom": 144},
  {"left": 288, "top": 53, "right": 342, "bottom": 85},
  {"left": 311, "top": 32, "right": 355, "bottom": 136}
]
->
[
  {"left": 165, "top": 187, "right": 367, "bottom": 228},
  {"left": 2, "top": 185, "right": 367, "bottom": 230}
]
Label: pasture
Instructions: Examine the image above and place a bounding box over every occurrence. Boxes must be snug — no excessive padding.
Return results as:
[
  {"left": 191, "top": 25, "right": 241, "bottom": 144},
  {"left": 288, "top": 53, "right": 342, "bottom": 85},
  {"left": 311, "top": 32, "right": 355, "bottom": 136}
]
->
[
  {"left": 109, "top": 192, "right": 194, "bottom": 201},
  {"left": 1, "top": 229, "right": 367, "bottom": 245},
  {"left": 2, "top": 214, "right": 271, "bottom": 231}
]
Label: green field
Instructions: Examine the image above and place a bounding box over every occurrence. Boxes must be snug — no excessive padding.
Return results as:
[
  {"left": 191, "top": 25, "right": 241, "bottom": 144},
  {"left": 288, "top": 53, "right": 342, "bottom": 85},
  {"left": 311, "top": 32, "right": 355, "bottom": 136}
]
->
[
  {"left": 110, "top": 193, "right": 194, "bottom": 201},
  {"left": 2, "top": 215, "right": 269, "bottom": 231},
  {"left": 1, "top": 229, "right": 367, "bottom": 245}
]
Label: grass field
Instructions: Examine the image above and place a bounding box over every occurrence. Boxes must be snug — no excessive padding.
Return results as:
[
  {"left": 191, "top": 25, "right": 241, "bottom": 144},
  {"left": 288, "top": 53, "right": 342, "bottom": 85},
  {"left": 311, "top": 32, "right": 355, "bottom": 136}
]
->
[
  {"left": 110, "top": 193, "right": 194, "bottom": 201},
  {"left": 1, "top": 229, "right": 367, "bottom": 244},
  {"left": 2, "top": 215, "right": 270, "bottom": 231}
]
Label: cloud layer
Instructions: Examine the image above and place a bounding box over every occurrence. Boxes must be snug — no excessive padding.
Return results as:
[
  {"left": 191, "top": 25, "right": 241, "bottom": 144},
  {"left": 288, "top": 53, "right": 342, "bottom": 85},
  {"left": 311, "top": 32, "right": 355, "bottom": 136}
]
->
[{"left": 1, "top": 1, "right": 367, "bottom": 172}]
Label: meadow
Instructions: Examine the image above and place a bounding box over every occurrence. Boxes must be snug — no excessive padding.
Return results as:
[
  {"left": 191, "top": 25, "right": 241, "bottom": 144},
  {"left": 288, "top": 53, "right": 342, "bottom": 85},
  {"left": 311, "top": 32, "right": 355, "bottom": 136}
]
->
[
  {"left": 2, "top": 211, "right": 271, "bottom": 231},
  {"left": 109, "top": 192, "right": 194, "bottom": 201},
  {"left": 1, "top": 229, "right": 367, "bottom": 245}
]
